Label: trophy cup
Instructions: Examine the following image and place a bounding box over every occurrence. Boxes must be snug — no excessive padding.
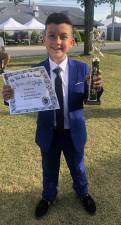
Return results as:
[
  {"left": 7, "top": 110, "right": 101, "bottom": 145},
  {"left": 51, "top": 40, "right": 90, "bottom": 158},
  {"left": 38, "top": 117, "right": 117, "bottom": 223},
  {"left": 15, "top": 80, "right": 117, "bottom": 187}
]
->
[{"left": 86, "top": 29, "right": 104, "bottom": 105}]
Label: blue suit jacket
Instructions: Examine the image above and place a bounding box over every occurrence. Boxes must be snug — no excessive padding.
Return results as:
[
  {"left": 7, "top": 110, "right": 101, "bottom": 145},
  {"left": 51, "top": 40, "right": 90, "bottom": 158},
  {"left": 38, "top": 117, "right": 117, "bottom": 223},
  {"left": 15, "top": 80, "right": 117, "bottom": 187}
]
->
[{"left": 35, "top": 57, "right": 89, "bottom": 152}]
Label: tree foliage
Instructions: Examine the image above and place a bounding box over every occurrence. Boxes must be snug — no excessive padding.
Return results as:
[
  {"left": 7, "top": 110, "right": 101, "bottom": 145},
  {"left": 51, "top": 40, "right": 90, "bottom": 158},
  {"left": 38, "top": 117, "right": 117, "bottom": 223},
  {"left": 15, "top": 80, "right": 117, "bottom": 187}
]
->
[
  {"left": 77, "top": 0, "right": 121, "bottom": 6},
  {"left": 107, "top": 10, "right": 121, "bottom": 18},
  {"left": 9, "top": 0, "right": 24, "bottom": 5}
]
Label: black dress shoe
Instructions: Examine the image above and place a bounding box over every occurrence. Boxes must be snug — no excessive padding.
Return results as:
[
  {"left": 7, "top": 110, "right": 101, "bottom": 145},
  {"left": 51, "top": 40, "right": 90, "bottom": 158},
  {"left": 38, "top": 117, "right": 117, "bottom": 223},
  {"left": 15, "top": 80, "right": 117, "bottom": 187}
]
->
[
  {"left": 81, "top": 194, "right": 96, "bottom": 215},
  {"left": 35, "top": 199, "right": 52, "bottom": 219}
]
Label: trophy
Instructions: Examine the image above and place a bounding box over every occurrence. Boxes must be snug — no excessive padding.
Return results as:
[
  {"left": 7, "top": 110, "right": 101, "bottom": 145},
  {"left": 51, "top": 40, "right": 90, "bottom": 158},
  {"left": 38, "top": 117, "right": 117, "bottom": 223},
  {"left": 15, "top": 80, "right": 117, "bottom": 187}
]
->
[
  {"left": 0, "top": 50, "right": 10, "bottom": 74},
  {"left": 86, "top": 29, "right": 104, "bottom": 105}
]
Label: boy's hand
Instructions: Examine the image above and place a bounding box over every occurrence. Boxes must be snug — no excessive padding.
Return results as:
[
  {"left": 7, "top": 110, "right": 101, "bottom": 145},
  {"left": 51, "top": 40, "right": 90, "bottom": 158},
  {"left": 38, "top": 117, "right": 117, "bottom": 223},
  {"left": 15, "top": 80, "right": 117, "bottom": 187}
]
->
[
  {"left": 86, "top": 72, "right": 103, "bottom": 89},
  {"left": 2, "top": 85, "right": 14, "bottom": 101},
  {"left": 93, "top": 72, "right": 103, "bottom": 89}
]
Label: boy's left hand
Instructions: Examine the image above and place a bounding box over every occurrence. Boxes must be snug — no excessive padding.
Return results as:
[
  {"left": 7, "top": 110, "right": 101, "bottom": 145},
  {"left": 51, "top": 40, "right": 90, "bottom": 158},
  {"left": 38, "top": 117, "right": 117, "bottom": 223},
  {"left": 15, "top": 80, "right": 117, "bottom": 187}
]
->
[{"left": 93, "top": 72, "right": 103, "bottom": 89}]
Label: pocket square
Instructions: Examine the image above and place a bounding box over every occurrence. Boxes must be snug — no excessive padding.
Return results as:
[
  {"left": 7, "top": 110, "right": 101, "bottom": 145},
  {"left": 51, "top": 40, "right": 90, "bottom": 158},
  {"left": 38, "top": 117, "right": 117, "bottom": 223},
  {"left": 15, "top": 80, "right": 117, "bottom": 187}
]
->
[{"left": 75, "top": 81, "right": 84, "bottom": 85}]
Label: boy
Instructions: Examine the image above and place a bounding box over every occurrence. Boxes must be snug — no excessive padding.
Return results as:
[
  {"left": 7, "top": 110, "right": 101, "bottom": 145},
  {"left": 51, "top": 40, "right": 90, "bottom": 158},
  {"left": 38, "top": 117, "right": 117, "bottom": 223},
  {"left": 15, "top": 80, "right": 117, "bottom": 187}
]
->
[{"left": 2, "top": 13, "right": 103, "bottom": 219}]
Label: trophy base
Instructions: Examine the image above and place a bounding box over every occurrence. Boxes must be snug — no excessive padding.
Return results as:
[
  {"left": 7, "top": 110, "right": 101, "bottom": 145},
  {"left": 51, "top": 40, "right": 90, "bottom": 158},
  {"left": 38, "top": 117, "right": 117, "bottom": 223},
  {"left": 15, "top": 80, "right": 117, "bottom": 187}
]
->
[
  {"left": 85, "top": 99, "right": 101, "bottom": 105},
  {"left": 0, "top": 68, "right": 4, "bottom": 74},
  {"left": 85, "top": 88, "right": 101, "bottom": 105}
]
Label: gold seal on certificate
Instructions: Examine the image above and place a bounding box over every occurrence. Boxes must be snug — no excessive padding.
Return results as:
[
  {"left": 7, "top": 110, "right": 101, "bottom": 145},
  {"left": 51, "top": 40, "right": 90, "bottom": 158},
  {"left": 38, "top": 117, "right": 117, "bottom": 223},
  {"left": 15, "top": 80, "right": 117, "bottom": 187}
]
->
[{"left": 3, "top": 67, "right": 59, "bottom": 114}]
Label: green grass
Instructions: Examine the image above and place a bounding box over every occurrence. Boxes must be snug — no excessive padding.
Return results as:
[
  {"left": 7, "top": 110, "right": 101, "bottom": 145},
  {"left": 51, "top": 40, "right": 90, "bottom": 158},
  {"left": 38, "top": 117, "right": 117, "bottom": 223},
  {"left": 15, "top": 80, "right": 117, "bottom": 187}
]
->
[
  {"left": 0, "top": 52, "right": 121, "bottom": 225},
  {"left": 103, "top": 49, "right": 121, "bottom": 56}
]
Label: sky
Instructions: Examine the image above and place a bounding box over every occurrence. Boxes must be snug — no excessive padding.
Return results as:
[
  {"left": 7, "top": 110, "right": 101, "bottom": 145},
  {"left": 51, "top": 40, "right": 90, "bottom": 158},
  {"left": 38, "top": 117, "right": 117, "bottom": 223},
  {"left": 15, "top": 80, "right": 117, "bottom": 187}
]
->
[{"left": 27, "top": 0, "right": 121, "bottom": 21}]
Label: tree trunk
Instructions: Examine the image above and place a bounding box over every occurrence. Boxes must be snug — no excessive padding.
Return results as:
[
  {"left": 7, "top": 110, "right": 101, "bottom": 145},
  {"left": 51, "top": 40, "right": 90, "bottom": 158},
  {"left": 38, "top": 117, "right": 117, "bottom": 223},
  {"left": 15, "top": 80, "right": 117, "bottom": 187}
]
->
[
  {"left": 29, "top": 0, "right": 31, "bottom": 7},
  {"left": 84, "top": 0, "right": 94, "bottom": 55},
  {"left": 111, "top": 2, "right": 115, "bottom": 41}
]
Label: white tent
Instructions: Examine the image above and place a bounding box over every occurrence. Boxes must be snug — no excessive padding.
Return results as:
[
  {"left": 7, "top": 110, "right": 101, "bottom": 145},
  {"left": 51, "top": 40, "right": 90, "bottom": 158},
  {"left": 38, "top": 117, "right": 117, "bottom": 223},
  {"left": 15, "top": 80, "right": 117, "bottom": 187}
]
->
[
  {"left": 101, "top": 16, "right": 121, "bottom": 27},
  {"left": 24, "top": 18, "right": 45, "bottom": 30},
  {"left": 0, "top": 17, "right": 27, "bottom": 31},
  {"left": 0, "top": 17, "right": 27, "bottom": 45}
]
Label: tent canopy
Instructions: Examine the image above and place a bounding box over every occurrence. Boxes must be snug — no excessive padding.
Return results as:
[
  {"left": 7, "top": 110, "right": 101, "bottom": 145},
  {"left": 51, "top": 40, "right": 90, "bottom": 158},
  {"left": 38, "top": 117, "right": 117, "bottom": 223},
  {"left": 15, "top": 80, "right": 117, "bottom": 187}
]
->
[
  {"left": 24, "top": 17, "right": 45, "bottom": 30},
  {"left": 0, "top": 17, "right": 27, "bottom": 31},
  {"left": 100, "top": 16, "right": 121, "bottom": 28}
]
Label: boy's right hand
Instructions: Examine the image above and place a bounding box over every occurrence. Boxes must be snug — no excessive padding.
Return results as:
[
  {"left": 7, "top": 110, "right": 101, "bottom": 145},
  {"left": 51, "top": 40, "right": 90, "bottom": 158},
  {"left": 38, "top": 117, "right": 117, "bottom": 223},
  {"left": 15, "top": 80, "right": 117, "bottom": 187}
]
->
[{"left": 2, "top": 85, "right": 14, "bottom": 101}]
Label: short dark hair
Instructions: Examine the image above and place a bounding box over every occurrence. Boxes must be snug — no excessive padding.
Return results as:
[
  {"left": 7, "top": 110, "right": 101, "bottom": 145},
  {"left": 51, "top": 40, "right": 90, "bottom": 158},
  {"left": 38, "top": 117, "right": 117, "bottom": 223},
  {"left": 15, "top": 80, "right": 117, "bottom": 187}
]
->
[{"left": 45, "top": 12, "right": 73, "bottom": 27}]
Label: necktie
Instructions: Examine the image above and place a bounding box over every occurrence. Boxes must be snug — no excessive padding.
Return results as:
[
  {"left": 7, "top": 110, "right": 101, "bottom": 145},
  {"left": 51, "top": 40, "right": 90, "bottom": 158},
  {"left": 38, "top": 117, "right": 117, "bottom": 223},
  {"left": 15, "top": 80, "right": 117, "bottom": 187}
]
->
[{"left": 53, "top": 67, "right": 64, "bottom": 133}]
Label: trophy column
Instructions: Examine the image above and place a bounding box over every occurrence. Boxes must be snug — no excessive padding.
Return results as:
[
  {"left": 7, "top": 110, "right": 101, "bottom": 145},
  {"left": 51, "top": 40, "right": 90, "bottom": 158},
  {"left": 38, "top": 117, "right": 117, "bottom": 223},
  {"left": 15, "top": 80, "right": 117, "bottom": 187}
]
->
[
  {"left": 0, "top": 56, "right": 4, "bottom": 74},
  {"left": 0, "top": 52, "right": 10, "bottom": 74},
  {"left": 86, "top": 58, "right": 100, "bottom": 105}
]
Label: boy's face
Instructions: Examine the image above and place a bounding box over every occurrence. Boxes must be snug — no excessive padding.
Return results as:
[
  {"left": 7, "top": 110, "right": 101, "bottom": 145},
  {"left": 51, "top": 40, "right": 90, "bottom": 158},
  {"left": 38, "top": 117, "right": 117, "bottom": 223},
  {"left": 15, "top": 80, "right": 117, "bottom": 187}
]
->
[{"left": 44, "top": 23, "right": 74, "bottom": 64}]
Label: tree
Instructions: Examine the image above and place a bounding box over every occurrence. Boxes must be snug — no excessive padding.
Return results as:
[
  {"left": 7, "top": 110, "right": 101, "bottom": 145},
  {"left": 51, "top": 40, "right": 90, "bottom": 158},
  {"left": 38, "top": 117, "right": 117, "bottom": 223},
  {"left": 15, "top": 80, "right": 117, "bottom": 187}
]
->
[
  {"left": 77, "top": 0, "right": 121, "bottom": 55},
  {"left": 111, "top": 1, "right": 115, "bottom": 40},
  {"left": 107, "top": 0, "right": 121, "bottom": 41}
]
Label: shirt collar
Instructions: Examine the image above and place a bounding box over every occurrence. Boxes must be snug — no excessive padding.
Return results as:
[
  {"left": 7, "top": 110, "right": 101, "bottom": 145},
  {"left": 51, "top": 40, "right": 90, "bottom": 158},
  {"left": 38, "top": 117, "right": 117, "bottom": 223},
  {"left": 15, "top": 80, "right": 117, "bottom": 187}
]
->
[{"left": 49, "top": 57, "right": 68, "bottom": 72}]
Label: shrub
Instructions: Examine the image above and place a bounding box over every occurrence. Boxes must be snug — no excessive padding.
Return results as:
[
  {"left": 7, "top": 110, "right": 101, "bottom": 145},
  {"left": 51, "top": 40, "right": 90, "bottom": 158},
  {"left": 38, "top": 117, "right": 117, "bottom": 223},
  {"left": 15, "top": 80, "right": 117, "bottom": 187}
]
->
[
  {"left": 79, "top": 31, "right": 85, "bottom": 42},
  {"left": 31, "top": 31, "right": 39, "bottom": 44}
]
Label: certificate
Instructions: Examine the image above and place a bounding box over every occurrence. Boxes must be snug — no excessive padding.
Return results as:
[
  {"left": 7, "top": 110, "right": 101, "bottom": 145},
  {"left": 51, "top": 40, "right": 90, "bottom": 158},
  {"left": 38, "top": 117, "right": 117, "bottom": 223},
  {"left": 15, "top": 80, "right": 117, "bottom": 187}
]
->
[{"left": 3, "top": 67, "right": 59, "bottom": 115}]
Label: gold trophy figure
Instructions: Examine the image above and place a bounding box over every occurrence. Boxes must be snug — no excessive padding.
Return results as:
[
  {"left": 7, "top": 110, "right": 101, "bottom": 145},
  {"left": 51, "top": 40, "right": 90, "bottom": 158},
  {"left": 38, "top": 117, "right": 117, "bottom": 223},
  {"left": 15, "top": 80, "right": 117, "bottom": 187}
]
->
[
  {"left": 0, "top": 46, "right": 10, "bottom": 74},
  {"left": 86, "top": 29, "right": 104, "bottom": 105}
]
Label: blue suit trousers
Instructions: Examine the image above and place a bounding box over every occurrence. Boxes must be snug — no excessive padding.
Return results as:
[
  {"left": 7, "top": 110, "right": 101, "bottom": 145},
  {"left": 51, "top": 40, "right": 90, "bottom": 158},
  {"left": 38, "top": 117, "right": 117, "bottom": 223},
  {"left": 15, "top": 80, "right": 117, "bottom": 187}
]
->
[{"left": 41, "top": 130, "right": 88, "bottom": 201}]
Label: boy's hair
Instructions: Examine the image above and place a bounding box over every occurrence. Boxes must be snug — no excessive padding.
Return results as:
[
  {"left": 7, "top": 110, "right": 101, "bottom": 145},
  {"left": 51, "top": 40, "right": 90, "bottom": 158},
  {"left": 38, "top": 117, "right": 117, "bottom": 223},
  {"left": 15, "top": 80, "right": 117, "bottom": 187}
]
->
[{"left": 45, "top": 12, "right": 73, "bottom": 27}]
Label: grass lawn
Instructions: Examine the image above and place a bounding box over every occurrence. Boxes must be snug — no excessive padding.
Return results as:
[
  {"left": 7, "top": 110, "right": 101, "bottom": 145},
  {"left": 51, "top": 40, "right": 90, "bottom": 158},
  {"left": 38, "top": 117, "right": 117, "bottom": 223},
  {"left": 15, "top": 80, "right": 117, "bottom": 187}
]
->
[{"left": 0, "top": 51, "right": 121, "bottom": 225}]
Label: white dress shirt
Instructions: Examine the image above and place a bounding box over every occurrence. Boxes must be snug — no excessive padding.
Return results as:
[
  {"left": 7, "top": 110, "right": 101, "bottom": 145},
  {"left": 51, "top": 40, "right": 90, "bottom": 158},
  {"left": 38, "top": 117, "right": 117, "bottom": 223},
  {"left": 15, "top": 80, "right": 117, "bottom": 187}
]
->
[{"left": 49, "top": 57, "right": 70, "bottom": 129}]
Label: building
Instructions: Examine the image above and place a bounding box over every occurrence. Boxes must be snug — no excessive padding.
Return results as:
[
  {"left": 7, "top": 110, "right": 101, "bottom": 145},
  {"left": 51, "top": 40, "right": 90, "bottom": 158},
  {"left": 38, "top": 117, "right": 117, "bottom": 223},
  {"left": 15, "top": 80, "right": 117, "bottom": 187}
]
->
[{"left": 0, "top": 2, "right": 100, "bottom": 29}]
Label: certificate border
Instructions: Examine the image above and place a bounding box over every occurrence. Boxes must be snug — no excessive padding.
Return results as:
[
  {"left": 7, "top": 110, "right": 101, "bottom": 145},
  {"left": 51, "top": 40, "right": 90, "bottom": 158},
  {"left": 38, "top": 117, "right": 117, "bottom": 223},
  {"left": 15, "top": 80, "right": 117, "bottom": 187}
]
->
[{"left": 3, "top": 67, "right": 59, "bottom": 114}]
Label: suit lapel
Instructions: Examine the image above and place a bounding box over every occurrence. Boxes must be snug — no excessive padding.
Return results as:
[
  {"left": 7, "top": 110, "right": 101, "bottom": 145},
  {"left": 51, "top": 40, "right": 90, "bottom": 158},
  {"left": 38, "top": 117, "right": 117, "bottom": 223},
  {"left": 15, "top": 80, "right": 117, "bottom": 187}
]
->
[
  {"left": 68, "top": 58, "right": 77, "bottom": 111},
  {"left": 42, "top": 58, "right": 51, "bottom": 77}
]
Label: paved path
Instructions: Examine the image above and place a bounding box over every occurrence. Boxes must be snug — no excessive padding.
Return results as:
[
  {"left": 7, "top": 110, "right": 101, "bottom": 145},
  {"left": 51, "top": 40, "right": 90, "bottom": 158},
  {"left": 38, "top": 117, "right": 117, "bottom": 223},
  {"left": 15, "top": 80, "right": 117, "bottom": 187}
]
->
[{"left": 5, "top": 42, "right": 121, "bottom": 57}]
